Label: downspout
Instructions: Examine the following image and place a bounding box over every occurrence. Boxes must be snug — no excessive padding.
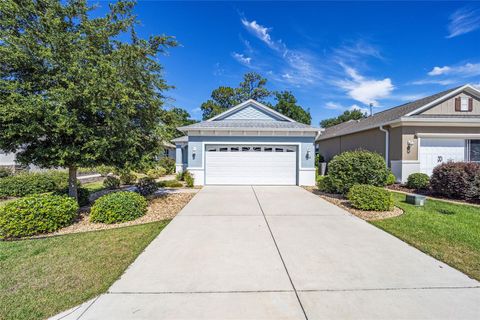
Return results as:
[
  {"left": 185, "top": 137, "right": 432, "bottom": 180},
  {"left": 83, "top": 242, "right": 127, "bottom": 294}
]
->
[{"left": 379, "top": 126, "right": 389, "bottom": 167}]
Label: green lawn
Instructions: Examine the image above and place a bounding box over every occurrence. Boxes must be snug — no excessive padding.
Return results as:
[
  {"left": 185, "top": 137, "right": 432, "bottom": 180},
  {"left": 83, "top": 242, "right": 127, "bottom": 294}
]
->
[
  {"left": 82, "top": 180, "right": 105, "bottom": 193},
  {"left": 372, "top": 192, "right": 480, "bottom": 281},
  {"left": 0, "top": 221, "right": 169, "bottom": 320}
]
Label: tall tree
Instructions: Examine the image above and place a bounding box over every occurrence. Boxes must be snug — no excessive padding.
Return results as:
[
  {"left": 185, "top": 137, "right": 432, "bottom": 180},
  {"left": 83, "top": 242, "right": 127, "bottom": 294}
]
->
[
  {"left": 200, "top": 72, "right": 270, "bottom": 120},
  {"left": 0, "top": 0, "right": 177, "bottom": 200},
  {"left": 320, "top": 109, "right": 367, "bottom": 128},
  {"left": 159, "top": 107, "right": 196, "bottom": 140},
  {"left": 273, "top": 91, "right": 311, "bottom": 125}
]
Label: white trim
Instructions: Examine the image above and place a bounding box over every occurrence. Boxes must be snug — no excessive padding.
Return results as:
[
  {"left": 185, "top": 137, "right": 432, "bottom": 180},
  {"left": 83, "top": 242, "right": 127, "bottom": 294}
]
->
[
  {"left": 416, "top": 133, "right": 480, "bottom": 139},
  {"left": 379, "top": 126, "right": 389, "bottom": 166},
  {"left": 405, "top": 84, "right": 480, "bottom": 116},
  {"left": 179, "top": 127, "right": 319, "bottom": 134},
  {"left": 206, "top": 99, "right": 296, "bottom": 122},
  {"left": 390, "top": 160, "right": 420, "bottom": 164}
]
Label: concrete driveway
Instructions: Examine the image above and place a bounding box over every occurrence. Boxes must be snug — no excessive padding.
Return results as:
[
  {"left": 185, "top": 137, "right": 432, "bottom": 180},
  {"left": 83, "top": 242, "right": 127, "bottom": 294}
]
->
[{"left": 62, "top": 186, "right": 479, "bottom": 320}]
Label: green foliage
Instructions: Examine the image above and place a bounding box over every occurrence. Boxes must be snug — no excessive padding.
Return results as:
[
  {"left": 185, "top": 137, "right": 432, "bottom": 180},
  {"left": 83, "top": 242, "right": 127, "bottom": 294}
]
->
[
  {"left": 327, "top": 150, "right": 389, "bottom": 193},
  {"left": 147, "top": 167, "right": 167, "bottom": 179},
  {"left": 136, "top": 177, "right": 158, "bottom": 196},
  {"left": 0, "top": 167, "right": 12, "bottom": 178},
  {"left": 430, "top": 162, "right": 480, "bottom": 200},
  {"left": 316, "top": 175, "right": 337, "bottom": 193},
  {"left": 406, "top": 173, "right": 430, "bottom": 190},
  {"left": 0, "top": 0, "right": 177, "bottom": 198},
  {"left": 159, "top": 157, "right": 176, "bottom": 175},
  {"left": 386, "top": 173, "right": 397, "bottom": 186},
  {"left": 95, "top": 165, "right": 116, "bottom": 177},
  {"left": 159, "top": 107, "right": 196, "bottom": 140},
  {"left": 200, "top": 72, "right": 271, "bottom": 119},
  {"left": 320, "top": 109, "right": 367, "bottom": 128},
  {"left": 90, "top": 192, "right": 147, "bottom": 224},
  {"left": 157, "top": 180, "right": 183, "bottom": 188},
  {"left": 103, "top": 176, "right": 120, "bottom": 190},
  {"left": 315, "top": 154, "right": 325, "bottom": 165},
  {"left": 0, "top": 194, "right": 79, "bottom": 239},
  {"left": 119, "top": 171, "right": 137, "bottom": 185},
  {"left": 0, "top": 171, "right": 70, "bottom": 198},
  {"left": 184, "top": 171, "right": 194, "bottom": 188},
  {"left": 176, "top": 171, "right": 185, "bottom": 181},
  {"left": 55, "top": 187, "right": 90, "bottom": 207},
  {"left": 272, "top": 91, "right": 311, "bottom": 124},
  {"left": 347, "top": 184, "right": 394, "bottom": 211}
]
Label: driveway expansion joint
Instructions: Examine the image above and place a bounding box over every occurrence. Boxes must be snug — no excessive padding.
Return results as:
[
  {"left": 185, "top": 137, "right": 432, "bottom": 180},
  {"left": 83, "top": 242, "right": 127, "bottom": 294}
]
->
[
  {"left": 107, "top": 289, "right": 296, "bottom": 295},
  {"left": 251, "top": 186, "right": 309, "bottom": 320},
  {"left": 298, "top": 285, "right": 480, "bottom": 292}
]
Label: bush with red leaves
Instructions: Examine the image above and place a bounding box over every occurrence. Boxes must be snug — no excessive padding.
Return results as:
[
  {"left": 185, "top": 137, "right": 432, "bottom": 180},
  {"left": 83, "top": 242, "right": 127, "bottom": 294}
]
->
[{"left": 430, "top": 162, "right": 480, "bottom": 200}]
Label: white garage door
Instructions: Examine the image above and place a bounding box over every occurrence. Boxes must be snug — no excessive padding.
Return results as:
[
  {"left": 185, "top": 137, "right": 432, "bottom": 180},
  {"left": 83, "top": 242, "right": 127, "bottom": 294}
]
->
[
  {"left": 205, "top": 145, "right": 297, "bottom": 185},
  {"left": 419, "top": 138, "right": 466, "bottom": 176}
]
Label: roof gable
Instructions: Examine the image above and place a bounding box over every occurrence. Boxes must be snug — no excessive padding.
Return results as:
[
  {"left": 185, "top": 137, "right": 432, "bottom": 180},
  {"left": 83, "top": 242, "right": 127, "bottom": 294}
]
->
[{"left": 207, "top": 99, "right": 295, "bottom": 123}]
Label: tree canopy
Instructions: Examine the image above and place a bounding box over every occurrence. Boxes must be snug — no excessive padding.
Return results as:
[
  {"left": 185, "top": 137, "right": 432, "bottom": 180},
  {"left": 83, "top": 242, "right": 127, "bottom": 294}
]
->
[
  {"left": 159, "top": 107, "right": 196, "bottom": 141},
  {"left": 0, "top": 0, "right": 177, "bottom": 199},
  {"left": 200, "top": 72, "right": 311, "bottom": 124},
  {"left": 320, "top": 109, "right": 367, "bottom": 128}
]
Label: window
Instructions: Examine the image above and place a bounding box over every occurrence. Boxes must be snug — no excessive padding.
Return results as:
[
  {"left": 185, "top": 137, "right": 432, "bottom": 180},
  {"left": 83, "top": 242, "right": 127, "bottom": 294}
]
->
[
  {"left": 219, "top": 147, "right": 228, "bottom": 152},
  {"left": 253, "top": 147, "right": 261, "bottom": 152},
  {"left": 207, "top": 147, "right": 217, "bottom": 152},
  {"left": 286, "top": 148, "right": 295, "bottom": 152},
  {"left": 469, "top": 140, "right": 480, "bottom": 162},
  {"left": 230, "top": 147, "right": 239, "bottom": 152},
  {"left": 264, "top": 147, "right": 272, "bottom": 152},
  {"left": 242, "top": 147, "right": 251, "bottom": 152},
  {"left": 460, "top": 97, "right": 469, "bottom": 111},
  {"left": 275, "top": 148, "right": 284, "bottom": 152}
]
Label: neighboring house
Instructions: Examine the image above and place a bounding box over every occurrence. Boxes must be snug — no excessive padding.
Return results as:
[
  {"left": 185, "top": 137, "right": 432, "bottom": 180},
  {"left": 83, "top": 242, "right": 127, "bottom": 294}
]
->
[
  {"left": 0, "top": 151, "right": 17, "bottom": 169},
  {"left": 317, "top": 84, "right": 480, "bottom": 182},
  {"left": 174, "top": 99, "right": 319, "bottom": 186},
  {"left": 161, "top": 141, "right": 176, "bottom": 160}
]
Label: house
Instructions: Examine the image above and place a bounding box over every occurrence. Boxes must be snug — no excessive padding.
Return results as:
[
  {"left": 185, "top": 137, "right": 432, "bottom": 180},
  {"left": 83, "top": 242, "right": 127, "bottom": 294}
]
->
[
  {"left": 316, "top": 84, "right": 480, "bottom": 182},
  {"left": 174, "top": 99, "right": 319, "bottom": 186},
  {"left": 161, "top": 141, "right": 176, "bottom": 160}
]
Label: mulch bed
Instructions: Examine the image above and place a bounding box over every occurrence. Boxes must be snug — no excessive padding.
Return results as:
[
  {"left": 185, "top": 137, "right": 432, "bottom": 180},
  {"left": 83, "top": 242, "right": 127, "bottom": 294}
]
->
[
  {"left": 386, "top": 184, "right": 480, "bottom": 206},
  {"left": 305, "top": 187, "right": 404, "bottom": 221}
]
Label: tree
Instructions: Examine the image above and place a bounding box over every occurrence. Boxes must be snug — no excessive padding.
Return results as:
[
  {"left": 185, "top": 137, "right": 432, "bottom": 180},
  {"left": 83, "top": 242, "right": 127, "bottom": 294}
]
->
[
  {"left": 0, "top": 0, "right": 177, "bottom": 200},
  {"left": 200, "top": 72, "right": 270, "bottom": 120},
  {"left": 320, "top": 109, "right": 367, "bottom": 128},
  {"left": 273, "top": 91, "right": 311, "bottom": 125},
  {"left": 159, "top": 107, "right": 196, "bottom": 140}
]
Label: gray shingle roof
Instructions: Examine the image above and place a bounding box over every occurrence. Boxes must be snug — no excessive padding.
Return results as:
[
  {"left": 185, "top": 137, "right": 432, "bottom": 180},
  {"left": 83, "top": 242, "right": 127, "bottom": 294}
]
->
[
  {"left": 317, "top": 86, "right": 461, "bottom": 141},
  {"left": 179, "top": 120, "right": 317, "bottom": 131},
  {"left": 171, "top": 135, "right": 188, "bottom": 143}
]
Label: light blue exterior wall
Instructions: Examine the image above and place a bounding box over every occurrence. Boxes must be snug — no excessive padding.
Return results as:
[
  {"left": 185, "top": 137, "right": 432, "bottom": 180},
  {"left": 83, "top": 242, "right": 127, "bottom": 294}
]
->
[
  {"left": 218, "top": 105, "right": 283, "bottom": 121},
  {"left": 187, "top": 136, "right": 315, "bottom": 169},
  {"left": 175, "top": 145, "right": 183, "bottom": 166}
]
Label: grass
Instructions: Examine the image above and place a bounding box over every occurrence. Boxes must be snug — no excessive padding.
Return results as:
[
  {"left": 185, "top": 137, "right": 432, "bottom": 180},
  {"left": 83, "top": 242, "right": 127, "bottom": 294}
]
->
[
  {"left": 372, "top": 192, "right": 480, "bottom": 281},
  {"left": 82, "top": 180, "right": 105, "bottom": 193},
  {"left": 0, "top": 221, "right": 169, "bottom": 320}
]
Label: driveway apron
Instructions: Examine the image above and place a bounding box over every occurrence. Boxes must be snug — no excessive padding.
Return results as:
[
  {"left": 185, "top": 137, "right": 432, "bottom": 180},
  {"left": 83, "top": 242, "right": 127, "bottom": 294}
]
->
[{"left": 72, "top": 186, "right": 479, "bottom": 320}]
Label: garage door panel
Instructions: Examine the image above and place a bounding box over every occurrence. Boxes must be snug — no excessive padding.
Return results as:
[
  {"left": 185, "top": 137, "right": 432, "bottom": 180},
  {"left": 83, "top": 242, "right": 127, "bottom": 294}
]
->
[
  {"left": 420, "top": 138, "right": 465, "bottom": 176},
  {"left": 205, "top": 145, "right": 297, "bottom": 185}
]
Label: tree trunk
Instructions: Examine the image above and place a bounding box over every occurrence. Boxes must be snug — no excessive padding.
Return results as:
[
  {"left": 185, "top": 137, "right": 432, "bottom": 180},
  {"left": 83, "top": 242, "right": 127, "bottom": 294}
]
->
[{"left": 68, "top": 166, "right": 78, "bottom": 200}]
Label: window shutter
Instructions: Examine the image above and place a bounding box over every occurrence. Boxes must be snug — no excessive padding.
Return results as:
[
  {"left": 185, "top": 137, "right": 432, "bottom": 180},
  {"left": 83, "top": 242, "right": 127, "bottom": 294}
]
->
[
  {"left": 468, "top": 98, "right": 473, "bottom": 111},
  {"left": 454, "top": 97, "right": 461, "bottom": 111}
]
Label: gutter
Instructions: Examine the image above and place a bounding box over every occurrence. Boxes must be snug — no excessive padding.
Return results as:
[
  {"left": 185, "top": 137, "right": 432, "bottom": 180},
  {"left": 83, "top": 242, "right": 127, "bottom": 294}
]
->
[{"left": 379, "top": 126, "right": 389, "bottom": 167}]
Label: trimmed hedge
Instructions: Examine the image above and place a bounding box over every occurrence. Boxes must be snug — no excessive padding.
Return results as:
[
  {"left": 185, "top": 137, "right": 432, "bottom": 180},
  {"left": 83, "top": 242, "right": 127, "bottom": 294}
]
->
[
  {"left": 0, "top": 167, "right": 12, "bottom": 178},
  {"left": 136, "top": 177, "right": 158, "bottom": 196},
  {"left": 430, "top": 162, "right": 480, "bottom": 200},
  {"left": 406, "top": 173, "right": 430, "bottom": 190},
  {"left": 316, "top": 175, "right": 337, "bottom": 193},
  {"left": 103, "top": 176, "right": 120, "bottom": 190},
  {"left": 120, "top": 172, "right": 137, "bottom": 185},
  {"left": 157, "top": 180, "right": 183, "bottom": 188},
  {"left": 0, "top": 171, "right": 70, "bottom": 198},
  {"left": 386, "top": 173, "right": 396, "bottom": 186},
  {"left": 90, "top": 191, "right": 147, "bottom": 224},
  {"left": 159, "top": 157, "right": 175, "bottom": 175},
  {"left": 184, "top": 171, "right": 194, "bottom": 188},
  {"left": 0, "top": 194, "right": 79, "bottom": 238},
  {"left": 327, "top": 150, "right": 389, "bottom": 193},
  {"left": 347, "top": 184, "right": 394, "bottom": 211},
  {"left": 147, "top": 167, "right": 167, "bottom": 179}
]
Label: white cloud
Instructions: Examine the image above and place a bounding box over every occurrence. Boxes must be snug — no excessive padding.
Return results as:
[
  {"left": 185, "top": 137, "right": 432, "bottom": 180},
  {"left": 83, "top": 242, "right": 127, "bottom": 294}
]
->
[
  {"left": 232, "top": 52, "right": 251, "bottom": 65},
  {"left": 241, "top": 18, "right": 283, "bottom": 51},
  {"left": 332, "top": 40, "right": 383, "bottom": 63},
  {"left": 411, "top": 79, "right": 456, "bottom": 86},
  {"left": 335, "top": 65, "right": 394, "bottom": 105},
  {"left": 325, "top": 102, "right": 369, "bottom": 115},
  {"left": 349, "top": 104, "right": 370, "bottom": 115},
  {"left": 427, "top": 63, "right": 480, "bottom": 77},
  {"left": 447, "top": 6, "right": 480, "bottom": 38}
]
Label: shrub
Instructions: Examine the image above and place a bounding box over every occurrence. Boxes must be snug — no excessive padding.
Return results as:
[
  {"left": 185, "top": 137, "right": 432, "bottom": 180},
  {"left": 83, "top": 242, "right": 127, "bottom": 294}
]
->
[
  {"left": 184, "top": 171, "right": 194, "bottom": 188},
  {"left": 157, "top": 180, "right": 183, "bottom": 188},
  {"left": 430, "top": 162, "right": 480, "bottom": 200},
  {"left": 0, "top": 167, "right": 12, "bottom": 178},
  {"left": 386, "top": 173, "right": 397, "bottom": 186},
  {"left": 147, "top": 166, "right": 167, "bottom": 179},
  {"left": 347, "top": 184, "right": 394, "bottom": 211},
  {"left": 327, "top": 150, "right": 389, "bottom": 193},
  {"left": 406, "top": 173, "right": 430, "bottom": 190},
  {"left": 55, "top": 187, "right": 90, "bottom": 206},
  {"left": 103, "top": 176, "right": 120, "bottom": 190},
  {"left": 120, "top": 172, "right": 137, "bottom": 185},
  {"left": 176, "top": 171, "right": 185, "bottom": 181},
  {"left": 0, "top": 171, "right": 70, "bottom": 198},
  {"left": 136, "top": 177, "right": 158, "bottom": 196},
  {"left": 0, "top": 194, "right": 79, "bottom": 238},
  {"left": 158, "top": 157, "right": 175, "bottom": 174},
  {"left": 316, "top": 175, "right": 337, "bottom": 193},
  {"left": 90, "top": 192, "right": 147, "bottom": 224}
]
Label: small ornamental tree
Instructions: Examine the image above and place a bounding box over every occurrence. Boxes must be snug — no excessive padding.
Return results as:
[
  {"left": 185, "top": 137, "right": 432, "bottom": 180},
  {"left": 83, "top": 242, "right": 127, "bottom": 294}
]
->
[{"left": 0, "top": 0, "right": 177, "bottom": 200}]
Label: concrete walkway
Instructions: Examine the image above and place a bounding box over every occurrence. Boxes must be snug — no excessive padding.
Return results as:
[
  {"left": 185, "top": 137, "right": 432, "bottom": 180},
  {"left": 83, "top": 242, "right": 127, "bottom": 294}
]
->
[{"left": 59, "top": 186, "right": 479, "bottom": 320}]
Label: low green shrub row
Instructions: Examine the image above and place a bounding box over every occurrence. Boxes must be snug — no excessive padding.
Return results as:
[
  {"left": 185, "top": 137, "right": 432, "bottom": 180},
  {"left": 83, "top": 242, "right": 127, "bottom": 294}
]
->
[
  {"left": 157, "top": 180, "right": 183, "bottom": 188},
  {"left": 0, "top": 171, "right": 70, "bottom": 198},
  {"left": 90, "top": 191, "right": 147, "bottom": 224},
  {"left": 158, "top": 157, "right": 175, "bottom": 175},
  {"left": 0, "top": 167, "right": 12, "bottom": 178},
  {"left": 406, "top": 173, "right": 430, "bottom": 190},
  {"left": 147, "top": 166, "right": 167, "bottom": 179},
  {"left": 0, "top": 194, "right": 79, "bottom": 239},
  {"left": 347, "top": 184, "right": 394, "bottom": 211},
  {"left": 103, "top": 176, "right": 120, "bottom": 190}
]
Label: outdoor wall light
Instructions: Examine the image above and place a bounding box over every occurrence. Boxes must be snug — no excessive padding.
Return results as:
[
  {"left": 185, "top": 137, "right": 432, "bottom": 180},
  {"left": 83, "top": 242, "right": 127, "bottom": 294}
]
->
[
  {"left": 407, "top": 140, "right": 414, "bottom": 154},
  {"left": 306, "top": 148, "right": 311, "bottom": 159},
  {"left": 192, "top": 147, "right": 196, "bottom": 159}
]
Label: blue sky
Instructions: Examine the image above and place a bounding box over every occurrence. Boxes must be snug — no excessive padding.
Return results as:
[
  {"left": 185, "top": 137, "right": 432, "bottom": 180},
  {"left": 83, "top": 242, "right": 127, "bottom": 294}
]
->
[{"left": 97, "top": 1, "right": 480, "bottom": 125}]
